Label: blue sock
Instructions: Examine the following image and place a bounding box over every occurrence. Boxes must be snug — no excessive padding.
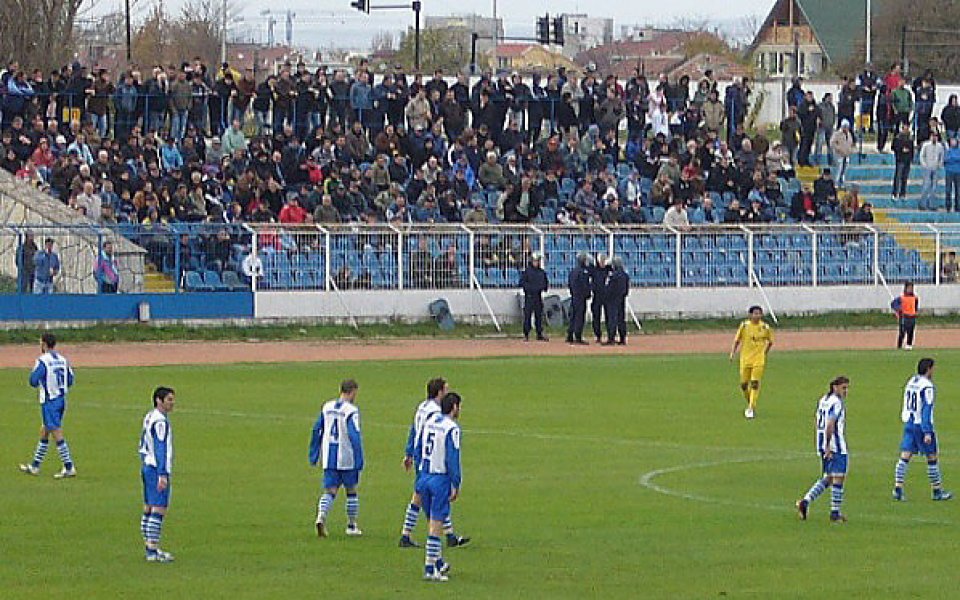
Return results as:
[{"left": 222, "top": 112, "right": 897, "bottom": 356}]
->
[
  {"left": 318, "top": 492, "right": 335, "bottom": 521},
  {"left": 32, "top": 439, "right": 49, "bottom": 468},
  {"left": 927, "top": 460, "right": 943, "bottom": 488},
  {"left": 895, "top": 458, "right": 909, "bottom": 487},
  {"left": 56, "top": 439, "right": 74, "bottom": 470},
  {"left": 804, "top": 477, "right": 827, "bottom": 503},
  {"left": 830, "top": 484, "right": 844, "bottom": 514},
  {"left": 402, "top": 502, "right": 420, "bottom": 536},
  {"left": 425, "top": 535, "right": 442, "bottom": 572},
  {"left": 442, "top": 516, "right": 455, "bottom": 535},
  {"left": 346, "top": 493, "right": 359, "bottom": 525}
]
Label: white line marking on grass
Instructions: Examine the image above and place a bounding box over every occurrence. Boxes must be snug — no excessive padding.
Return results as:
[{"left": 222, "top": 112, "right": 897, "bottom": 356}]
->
[{"left": 639, "top": 456, "right": 953, "bottom": 526}]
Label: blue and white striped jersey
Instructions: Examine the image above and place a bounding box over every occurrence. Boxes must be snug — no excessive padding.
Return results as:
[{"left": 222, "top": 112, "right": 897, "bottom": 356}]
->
[
  {"left": 309, "top": 399, "right": 364, "bottom": 471},
  {"left": 902, "top": 375, "right": 936, "bottom": 431},
  {"left": 29, "top": 351, "right": 74, "bottom": 404},
  {"left": 815, "top": 393, "right": 847, "bottom": 455},
  {"left": 404, "top": 398, "right": 441, "bottom": 460},
  {"left": 418, "top": 414, "right": 462, "bottom": 488},
  {"left": 139, "top": 408, "right": 174, "bottom": 475}
]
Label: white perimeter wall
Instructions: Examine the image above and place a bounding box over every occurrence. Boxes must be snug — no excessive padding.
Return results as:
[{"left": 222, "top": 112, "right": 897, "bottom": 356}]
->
[{"left": 256, "top": 285, "right": 960, "bottom": 322}]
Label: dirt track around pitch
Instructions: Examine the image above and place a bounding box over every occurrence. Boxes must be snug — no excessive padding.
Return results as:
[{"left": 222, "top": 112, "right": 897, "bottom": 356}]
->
[{"left": 0, "top": 328, "right": 959, "bottom": 368}]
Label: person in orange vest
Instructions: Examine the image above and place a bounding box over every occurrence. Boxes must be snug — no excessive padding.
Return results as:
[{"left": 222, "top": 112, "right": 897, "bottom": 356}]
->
[{"left": 891, "top": 282, "right": 919, "bottom": 350}]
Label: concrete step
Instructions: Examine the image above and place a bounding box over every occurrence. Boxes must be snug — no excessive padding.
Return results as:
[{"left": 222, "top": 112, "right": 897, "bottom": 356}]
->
[
  {"left": 876, "top": 210, "right": 960, "bottom": 223},
  {"left": 851, "top": 183, "right": 923, "bottom": 195},
  {"left": 144, "top": 271, "right": 175, "bottom": 293},
  {"left": 845, "top": 168, "right": 944, "bottom": 179},
  {"left": 810, "top": 153, "right": 896, "bottom": 166}
]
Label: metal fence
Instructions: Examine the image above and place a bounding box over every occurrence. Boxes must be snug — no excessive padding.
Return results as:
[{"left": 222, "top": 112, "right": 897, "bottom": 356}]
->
[
  {"left": 3, "top": 222, "right": 954, "bottom": 295},
  {"left": 246, "top": 223, "right": 960, "bottom": 293}
]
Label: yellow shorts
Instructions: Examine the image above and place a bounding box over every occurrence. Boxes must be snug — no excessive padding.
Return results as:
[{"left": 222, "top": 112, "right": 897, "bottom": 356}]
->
[{"left": 740, "top": 364, "right": 765, "bottom": 385}]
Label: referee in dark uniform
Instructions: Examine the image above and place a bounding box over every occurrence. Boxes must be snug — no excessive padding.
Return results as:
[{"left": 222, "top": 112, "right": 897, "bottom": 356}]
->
[
  {"left": 519, "top": 252, "right": 549, "bottom": 341},
  {"left": 603, "top": 256, "right": 630, "bottom": 345},
  {"left": 590, "top": 253, "right": 611, "bottom": 343},
  {"left": 566, "top": 252, "right": 592, "bottom": 345}
]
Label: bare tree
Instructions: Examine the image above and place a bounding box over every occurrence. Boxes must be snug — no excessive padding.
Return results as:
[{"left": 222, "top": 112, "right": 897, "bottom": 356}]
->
[
  {"left": 131, "top": 0, "right": 243, "bottom": 67},
  {"left": 0, "top": 0, "right": 90, "bottom": 71}
]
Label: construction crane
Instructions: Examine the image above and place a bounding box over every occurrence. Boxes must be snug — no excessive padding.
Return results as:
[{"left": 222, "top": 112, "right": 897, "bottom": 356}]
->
[{"left": 250, "top": 9, "right": 358, "bottom": 47}]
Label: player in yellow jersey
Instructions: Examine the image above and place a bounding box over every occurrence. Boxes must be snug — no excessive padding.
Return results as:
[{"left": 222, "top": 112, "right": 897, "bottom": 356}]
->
[{"left": 729, "top": 305, "right": 775, "bottom": 419}]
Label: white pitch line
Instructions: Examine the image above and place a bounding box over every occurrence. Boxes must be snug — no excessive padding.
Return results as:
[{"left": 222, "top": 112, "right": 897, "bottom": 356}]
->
[{"left": 639, "top": 456, "right": 953, "bottom": 526}]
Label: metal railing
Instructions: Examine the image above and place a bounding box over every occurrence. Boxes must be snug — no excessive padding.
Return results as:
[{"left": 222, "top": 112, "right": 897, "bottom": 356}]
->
[
  {"left": 2, "top": 222, "right": 953, "bottom": 295},
  {"left": 245, "top": 223, "right": 960, "bottom": 292}
]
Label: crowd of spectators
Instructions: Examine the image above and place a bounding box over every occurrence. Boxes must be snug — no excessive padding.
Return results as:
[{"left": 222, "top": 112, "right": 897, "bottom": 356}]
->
[{"left": 1, "top": 56, "right": 953, "bottom": 249}]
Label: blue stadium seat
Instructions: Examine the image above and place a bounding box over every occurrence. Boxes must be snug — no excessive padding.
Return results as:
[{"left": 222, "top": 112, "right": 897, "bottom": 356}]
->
[
  {"left": 221, "top": 270, "right": 248, "bottom": 292},
  {"left": 202, "top": 270, "right": 230, "bottom": 291},
  {"left": 185, "top": 271, "right": 214, "bottom": 292}
]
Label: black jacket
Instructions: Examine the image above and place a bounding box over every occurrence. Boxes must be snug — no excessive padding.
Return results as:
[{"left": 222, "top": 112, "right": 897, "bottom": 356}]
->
[
  {"left": 605, "top": 269, "right": 630, "bottom": 301},
  {"left": 591, "top": 265, "right": 610, "bottom": 300},
  {"left": 520, "top": 265, "right": 548, "bottom": 296},
  {"left": 568, "top": 266, "right": 591, "bottom": 299}
]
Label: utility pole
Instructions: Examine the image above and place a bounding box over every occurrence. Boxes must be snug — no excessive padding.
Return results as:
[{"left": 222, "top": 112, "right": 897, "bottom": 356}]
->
[
  {"left": 492, "top": 0, "right": 498, "bottom": 64},
  {"left": 413, "top": 0, "right": 421, "bottom": 71},
  {"left": 220, "top": 0, "right": 228, "bottom": 64},
  {"left": 125, "top": 0, "right": 132, "bottom": 62},
  {"left": 900, "top": 25, "right": 907, "bottom": 74},
  {"left": 471, "top": 32, "right": 479, "bottom": 75},
  {"left": 865, "top": 0, "right": 872, "bottom": 64}
]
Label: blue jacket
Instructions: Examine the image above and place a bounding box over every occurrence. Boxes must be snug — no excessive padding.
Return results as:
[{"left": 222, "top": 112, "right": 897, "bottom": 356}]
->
[
  {"left": 33, "top": 250, "right": 60, "bottom": 283},
  {"left": 349, "top": 81, "right": 372, "bottom": 110},
  {"left": 945, "top": 146, "right": 960, "bottom": 176},
  {"left": 161, "top": 145, "right": 183, "bottom": 172}
]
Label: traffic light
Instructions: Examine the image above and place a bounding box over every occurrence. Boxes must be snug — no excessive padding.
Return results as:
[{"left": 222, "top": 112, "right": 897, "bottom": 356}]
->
[
  {"left": 552, "top": 16, "right": 564, "bottom": 46},
  {"left": 536, "top": 14, "right": 550, "bottom": 45},
  {"left": 350, "top": 0, "right": 369, "bottom": 14}
]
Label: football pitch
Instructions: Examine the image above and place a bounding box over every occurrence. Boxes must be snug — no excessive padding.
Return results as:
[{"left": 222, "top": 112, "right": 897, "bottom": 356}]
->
[{"left": 2, "top": 348, "right": 958, "bottom": 597}]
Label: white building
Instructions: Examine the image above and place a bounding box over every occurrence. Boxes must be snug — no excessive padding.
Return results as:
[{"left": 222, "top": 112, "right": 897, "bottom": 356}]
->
[{"left": 559, "top": 14, "right": 614, "bottom": 59}]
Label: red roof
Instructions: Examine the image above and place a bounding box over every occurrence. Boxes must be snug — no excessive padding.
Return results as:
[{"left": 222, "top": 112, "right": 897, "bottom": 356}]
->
[
  {"left": 575, "top": 30, "right": 695, "bottom": 70},
  {"left": 494, "top": 43, "right": 536, "bottom": 58},
  {"left": 668, "top": 54, "right": 751, "bottom": 81}
]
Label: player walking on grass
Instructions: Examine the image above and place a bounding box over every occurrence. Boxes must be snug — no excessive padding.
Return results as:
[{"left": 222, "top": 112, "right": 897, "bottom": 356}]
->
[
  {"left": 417, "top": 392, "right": 463, "bottom": 582},
  {"left": 399, "top": 377, "right": 470, "bottom": 549},
  {"left": 139, "top": 386, "right": 177, "bottom": 562},
  {"left": 796, "top": 376, "right": 850, "bottom": 524},
  {"left": 19, "top": 333, "right": 76, "bottom": 479},
  {"left": 892, "top": 358, "right": 952, "bottom": 502},
  {"left": 309, "top": 379, "right": 364, "bottom": 537},
  {"left": 729, "top": 306, "right": 774, "bottom": 419}
]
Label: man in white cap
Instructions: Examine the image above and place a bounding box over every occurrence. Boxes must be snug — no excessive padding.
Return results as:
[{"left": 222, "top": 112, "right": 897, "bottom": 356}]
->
[{"left": 830, "top": 120, "right": 855, "bottom": 187}]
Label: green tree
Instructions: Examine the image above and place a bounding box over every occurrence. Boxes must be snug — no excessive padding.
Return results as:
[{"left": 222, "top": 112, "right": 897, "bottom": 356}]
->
[{"left": 393, "top": 27, "right": 487, "bottom": 74}]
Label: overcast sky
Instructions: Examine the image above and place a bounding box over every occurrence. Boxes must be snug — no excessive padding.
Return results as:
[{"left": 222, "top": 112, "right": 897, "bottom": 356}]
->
[{"left": 102, "top": 0, "right": 774, "bottom": 49}]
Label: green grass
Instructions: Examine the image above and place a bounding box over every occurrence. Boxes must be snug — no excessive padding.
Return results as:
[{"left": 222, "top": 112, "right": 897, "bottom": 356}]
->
[
  {"left": 2, "top": 350, "right": 959, "bottom": 597},
  {"left": 3, "top": 310, "right": 960, "bottom": 344}
]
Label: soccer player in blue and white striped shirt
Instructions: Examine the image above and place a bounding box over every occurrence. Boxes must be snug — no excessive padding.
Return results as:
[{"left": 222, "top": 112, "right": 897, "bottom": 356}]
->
[
  {"left": 796, "top": 376, "right": 850, "bottom": 524},
  {"left": 309, "top": 379, "right": 364, "bottom": 538},
  {"left": 893, "top": 358, "right": 952, "bottom": 501},
  {"left": 398, "top": 377, "right": 470, "bottom": 549},
  {"left": 139, "top": 386, "right": 176, "bottom": 562},
  {"left": 416, "top": 392, "right": 463, "bottom": 582},
  {"left": 19, "top": 333, "right": 77, "bottom": 479}
]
